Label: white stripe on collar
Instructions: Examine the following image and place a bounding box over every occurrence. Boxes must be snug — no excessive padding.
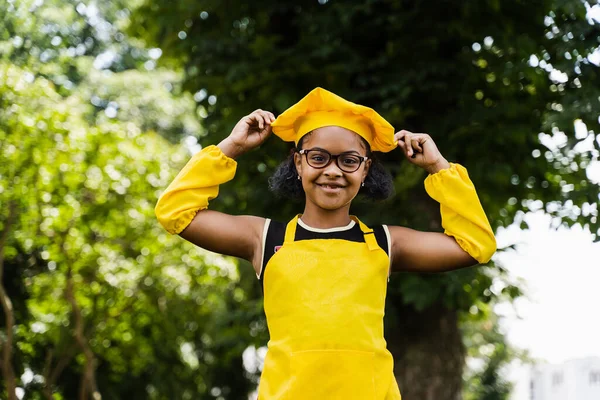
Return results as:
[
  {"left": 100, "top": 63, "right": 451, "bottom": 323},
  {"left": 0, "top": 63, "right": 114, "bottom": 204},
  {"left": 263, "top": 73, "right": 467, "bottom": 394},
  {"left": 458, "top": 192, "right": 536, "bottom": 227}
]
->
[{"left": 298, "top": 218, "right": 356, "bottom": 233}]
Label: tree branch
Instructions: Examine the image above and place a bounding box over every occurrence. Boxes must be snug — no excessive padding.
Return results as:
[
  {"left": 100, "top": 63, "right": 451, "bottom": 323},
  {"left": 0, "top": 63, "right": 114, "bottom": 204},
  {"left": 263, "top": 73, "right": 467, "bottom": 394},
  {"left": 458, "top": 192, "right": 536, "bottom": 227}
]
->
[
  {"left": 65, "top": 271, "right": 101, "bottom": 400},
  {"left": 61, "top": 231, "right": 102, "bottom": 400},
  {"left": 42, "top": 350, "right": 54, "bottom": 400},
  {"left": 42, "top": 346, "right": 77, "bottom": 400}
]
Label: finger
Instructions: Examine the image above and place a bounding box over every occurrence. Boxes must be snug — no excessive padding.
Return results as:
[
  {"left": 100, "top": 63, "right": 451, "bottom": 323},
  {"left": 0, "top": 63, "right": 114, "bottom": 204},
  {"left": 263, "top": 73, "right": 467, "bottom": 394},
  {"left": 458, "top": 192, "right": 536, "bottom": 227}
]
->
[
  {"left": 412, "top": 133, "right": 429, "bottom": 142},
  {"left": 410, "top": 139, "right": 421, "bottom": 159},
  {"left": 404, "top": 132, "right": 413, "bottom": 156},
  {"left": 394, "top": 130, "right": 410, "bottom": 145},
  {"left": 255, "top": 110, "right": 273, "bottom": 128},
  {"left": 257, "top": 114, "right": 264, "bottom": 130},
  {"left": 415, "top": 134, "right": 430, "bottom": 152},
  {"left": 249, "top": 109, "right": 264, "bottom": 126},
  {"left": 411, "top": 138, "right": 422, "bottom": 153},
  {"left": 243, "top": 114, "right": 256, "bottom": 128},
  {"left": 402, "top": 130, "right": 414, "bottom": 157},
  {"left": 260, "top": 111, "right": 273, "bottom": 125}
]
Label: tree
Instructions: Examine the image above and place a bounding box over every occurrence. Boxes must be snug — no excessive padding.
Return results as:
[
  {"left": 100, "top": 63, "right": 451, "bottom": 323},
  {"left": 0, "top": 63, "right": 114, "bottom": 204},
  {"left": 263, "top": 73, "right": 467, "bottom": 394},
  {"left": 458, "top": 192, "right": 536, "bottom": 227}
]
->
[
  {"left": 131, "top": 0, "right": 600, "bottom": 398},
  {"left": 462, "top": 300, "right": 529, "bottom": 400},
  {"left": 0, "top": 57, "right": 270, "bottom": 398},
  {"left": 1, "top": 0, "right": 267, "bottom": 397}
]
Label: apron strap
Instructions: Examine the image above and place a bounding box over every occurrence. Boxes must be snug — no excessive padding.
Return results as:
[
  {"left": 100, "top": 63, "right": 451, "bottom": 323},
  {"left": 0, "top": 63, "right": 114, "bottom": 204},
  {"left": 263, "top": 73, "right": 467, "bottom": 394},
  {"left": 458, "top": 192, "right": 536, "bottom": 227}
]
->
[
  {"left": 351, "top": 216, "right": 379, "bottom": 251},
  {"left": 284, "top": 215, "right": 379, "bottom": 251},
  {"left": 283, "top": 214, "right": 300, "bottom": 244}
]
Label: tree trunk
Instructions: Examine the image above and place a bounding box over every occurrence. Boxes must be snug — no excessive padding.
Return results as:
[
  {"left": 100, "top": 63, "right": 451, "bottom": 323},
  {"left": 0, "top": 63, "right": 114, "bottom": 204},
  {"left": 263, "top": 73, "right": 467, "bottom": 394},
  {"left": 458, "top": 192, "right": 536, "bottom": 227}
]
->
[
  {"left": 65, "top": 272, "right": 101, "bottom": 400},
  {"left": 387, "top": 301, "right": 465, "bottom": 400},
  {"left": 60, "top": 229, "right": 101, "bottom": 400},
  {"left": 0, "top": 201, "right": 18, "bottom": 400}
]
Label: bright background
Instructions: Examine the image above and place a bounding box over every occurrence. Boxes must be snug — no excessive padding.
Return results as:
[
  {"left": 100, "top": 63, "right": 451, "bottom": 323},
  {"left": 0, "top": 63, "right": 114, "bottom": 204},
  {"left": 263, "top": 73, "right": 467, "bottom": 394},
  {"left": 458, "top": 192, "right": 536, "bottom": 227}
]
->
[{"left": 497, "top": 211, "right": 600, "bottom": 399}]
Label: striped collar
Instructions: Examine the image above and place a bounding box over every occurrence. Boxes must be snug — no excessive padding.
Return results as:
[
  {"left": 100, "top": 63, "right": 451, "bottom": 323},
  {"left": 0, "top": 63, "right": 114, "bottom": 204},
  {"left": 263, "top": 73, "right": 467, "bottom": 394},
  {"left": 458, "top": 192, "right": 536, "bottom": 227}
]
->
[{"left": 297, "top": 218, "right": 356, "bottom": 233}]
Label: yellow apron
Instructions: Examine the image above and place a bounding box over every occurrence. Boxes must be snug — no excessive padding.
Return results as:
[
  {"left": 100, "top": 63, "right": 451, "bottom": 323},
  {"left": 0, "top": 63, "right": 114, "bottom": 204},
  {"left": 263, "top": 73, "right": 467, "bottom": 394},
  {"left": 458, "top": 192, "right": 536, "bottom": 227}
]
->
[{"left": 258, "top": 215, "right": 402, "bottom": 400}]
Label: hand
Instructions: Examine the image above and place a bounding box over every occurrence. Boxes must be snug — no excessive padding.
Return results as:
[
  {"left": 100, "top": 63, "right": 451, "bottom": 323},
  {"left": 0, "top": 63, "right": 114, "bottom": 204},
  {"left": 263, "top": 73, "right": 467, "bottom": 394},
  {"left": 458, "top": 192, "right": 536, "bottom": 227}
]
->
[
  {"left": 394, "top": 130, "right": 450, "bottom": 174},
  {"left": 218, "top": 109, "right": 275, "bottom": 159}
]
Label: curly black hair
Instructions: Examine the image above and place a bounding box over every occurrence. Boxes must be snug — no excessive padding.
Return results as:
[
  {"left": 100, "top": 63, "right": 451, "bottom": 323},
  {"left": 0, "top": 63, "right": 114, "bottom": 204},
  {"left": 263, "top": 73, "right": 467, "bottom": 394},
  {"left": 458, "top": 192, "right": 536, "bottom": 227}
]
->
[{"left": 268, "top": 133, "right": 395, "bottom": 201}]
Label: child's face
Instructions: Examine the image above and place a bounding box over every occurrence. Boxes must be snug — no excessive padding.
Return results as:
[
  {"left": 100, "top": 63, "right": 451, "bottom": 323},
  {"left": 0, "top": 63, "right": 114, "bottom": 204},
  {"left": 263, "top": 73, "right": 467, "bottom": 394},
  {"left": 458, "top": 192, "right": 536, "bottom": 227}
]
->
[{"left": 294, "top": 126, "right": 371, "bottom": 211}]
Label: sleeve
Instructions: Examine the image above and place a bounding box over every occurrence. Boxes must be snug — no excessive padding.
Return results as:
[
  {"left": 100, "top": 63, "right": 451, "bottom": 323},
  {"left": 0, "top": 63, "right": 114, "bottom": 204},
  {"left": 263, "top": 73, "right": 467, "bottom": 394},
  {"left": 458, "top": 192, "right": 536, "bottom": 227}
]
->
[
  {"left": 424, "top": 163, "right": 497, "bottom": 264},
  {"left": 154, "top": 145, "right": 237, "bottom": 235}
]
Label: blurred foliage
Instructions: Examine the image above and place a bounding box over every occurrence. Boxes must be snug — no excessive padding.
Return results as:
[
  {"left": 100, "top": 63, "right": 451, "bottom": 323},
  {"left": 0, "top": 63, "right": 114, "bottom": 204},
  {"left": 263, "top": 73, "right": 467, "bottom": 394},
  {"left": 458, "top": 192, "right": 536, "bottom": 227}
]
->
[
  {"left": 0, "top": 0, "right": 201, "bottom": 143},
  {"left": 0, "top": 0, "right": 599, "bottom": 399},
  {"left": 0, "top": 59, "right": 265, "bottom": 398},
  {"left": 0, "top": 0, "right": 265, "bottom": 399},
  {"left": 130, "top": 0, "right": 600, "bottom": 397}
]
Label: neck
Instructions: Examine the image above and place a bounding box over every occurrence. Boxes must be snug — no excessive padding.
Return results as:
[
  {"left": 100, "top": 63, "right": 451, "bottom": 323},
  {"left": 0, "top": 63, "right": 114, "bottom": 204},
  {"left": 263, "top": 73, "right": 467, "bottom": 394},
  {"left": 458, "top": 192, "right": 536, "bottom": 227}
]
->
[{"left": 300, "top": 203, "right": 352, "bottom": 229}]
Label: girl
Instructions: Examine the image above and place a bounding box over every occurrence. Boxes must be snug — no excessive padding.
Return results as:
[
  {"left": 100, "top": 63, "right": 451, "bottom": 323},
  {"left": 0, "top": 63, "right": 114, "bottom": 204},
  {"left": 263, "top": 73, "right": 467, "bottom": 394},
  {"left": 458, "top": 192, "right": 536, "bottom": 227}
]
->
[{"left": 155, "top": 87, "right": 496, "bottom": 399}]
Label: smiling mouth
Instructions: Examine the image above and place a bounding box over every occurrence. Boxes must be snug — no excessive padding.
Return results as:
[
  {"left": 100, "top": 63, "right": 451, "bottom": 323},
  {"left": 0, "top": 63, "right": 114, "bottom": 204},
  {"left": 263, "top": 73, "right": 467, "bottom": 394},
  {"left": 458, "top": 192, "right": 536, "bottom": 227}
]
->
[{"left": 317, "top": 183, "right": 345, "bottom": 190}]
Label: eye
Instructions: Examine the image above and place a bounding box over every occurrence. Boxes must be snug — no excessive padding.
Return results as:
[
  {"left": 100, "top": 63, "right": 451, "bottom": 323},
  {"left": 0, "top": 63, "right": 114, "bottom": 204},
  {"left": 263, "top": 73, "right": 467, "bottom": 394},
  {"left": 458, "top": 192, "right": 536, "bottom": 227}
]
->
[
  {"left": 309, "top": 151, "right": 330, "bottom": 163},
  {"left": 341, "top": 156, "right": 360, "bottom": 165}
]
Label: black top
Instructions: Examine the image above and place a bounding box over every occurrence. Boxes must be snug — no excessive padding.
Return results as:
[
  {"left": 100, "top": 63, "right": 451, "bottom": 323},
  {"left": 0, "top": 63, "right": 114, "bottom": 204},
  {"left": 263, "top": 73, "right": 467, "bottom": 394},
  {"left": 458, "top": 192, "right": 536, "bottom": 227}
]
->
[{"left": 259, "top": 219, "right": 390, "bottom": 284}]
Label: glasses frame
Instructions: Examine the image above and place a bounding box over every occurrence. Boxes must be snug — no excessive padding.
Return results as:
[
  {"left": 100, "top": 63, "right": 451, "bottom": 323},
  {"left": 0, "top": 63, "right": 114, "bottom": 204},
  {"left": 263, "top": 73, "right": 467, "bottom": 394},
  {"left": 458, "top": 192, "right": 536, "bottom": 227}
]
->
[{"left": 298, "top": 148, "right": 369, "bottom": 173}]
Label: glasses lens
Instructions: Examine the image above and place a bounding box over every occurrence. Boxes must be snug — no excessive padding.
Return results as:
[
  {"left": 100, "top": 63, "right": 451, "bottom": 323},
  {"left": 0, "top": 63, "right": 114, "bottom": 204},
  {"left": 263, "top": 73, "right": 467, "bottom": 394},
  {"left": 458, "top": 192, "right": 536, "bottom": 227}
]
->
[
  {"left": 338, "top": 154, "right": 362, "bottom": 172},
  {"left": 306, "top": 150, "right": 330, "bottom": 168}
]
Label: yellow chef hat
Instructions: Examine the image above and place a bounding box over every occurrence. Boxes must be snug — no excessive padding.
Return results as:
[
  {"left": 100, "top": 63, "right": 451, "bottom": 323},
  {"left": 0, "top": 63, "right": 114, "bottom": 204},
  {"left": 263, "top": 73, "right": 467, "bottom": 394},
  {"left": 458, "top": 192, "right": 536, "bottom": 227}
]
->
[{"left": 271, "top": 87, "right": 396, "bottom": 152}]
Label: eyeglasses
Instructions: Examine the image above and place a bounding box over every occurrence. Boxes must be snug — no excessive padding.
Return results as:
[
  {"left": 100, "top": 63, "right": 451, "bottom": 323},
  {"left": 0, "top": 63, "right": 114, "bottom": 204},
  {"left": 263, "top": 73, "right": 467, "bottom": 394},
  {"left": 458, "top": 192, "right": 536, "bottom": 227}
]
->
[{"left": 298, "top": 148, "right": 369, "bottom": 173}]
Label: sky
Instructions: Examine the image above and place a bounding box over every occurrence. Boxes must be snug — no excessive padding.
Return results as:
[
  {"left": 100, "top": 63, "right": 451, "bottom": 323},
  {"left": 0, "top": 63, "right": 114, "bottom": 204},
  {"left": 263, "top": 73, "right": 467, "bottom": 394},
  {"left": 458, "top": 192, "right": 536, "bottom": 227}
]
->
[
  {"left": 497, "top": 212, "right": 600, "bottom": 363},
  {"left": 496, "top": 212, "right": 600, "bottom": 399}
]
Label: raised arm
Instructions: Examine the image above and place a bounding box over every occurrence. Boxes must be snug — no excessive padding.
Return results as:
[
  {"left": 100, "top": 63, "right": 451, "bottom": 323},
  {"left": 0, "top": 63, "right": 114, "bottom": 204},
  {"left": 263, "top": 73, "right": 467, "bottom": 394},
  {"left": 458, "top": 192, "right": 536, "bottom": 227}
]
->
[
  {"left": 155, "top": 110, "right": 276, "bottom": 275},
  {"left": 388, "top": 130, "right": 496, "bottom": 273}
]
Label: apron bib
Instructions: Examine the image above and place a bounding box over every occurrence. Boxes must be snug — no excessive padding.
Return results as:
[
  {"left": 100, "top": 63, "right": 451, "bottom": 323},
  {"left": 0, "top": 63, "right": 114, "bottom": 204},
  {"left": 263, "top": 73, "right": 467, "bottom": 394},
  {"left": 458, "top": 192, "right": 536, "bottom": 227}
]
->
[{"left": 258, "top": 215, "right": 401, "bottom": 400}]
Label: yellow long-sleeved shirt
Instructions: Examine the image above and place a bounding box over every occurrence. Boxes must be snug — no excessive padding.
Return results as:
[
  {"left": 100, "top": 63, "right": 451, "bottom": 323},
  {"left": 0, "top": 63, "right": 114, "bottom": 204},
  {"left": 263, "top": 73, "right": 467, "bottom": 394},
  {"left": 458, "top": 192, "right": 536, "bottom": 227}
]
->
[
  {"left": 424, "top": 163, "right": 496, "bottom": 263},
  {"left": 155, "top": 145, "right": 237, "bottom": 235},
  {"left": 155, "top": 145, "right": 496, "bottom": 263}
]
